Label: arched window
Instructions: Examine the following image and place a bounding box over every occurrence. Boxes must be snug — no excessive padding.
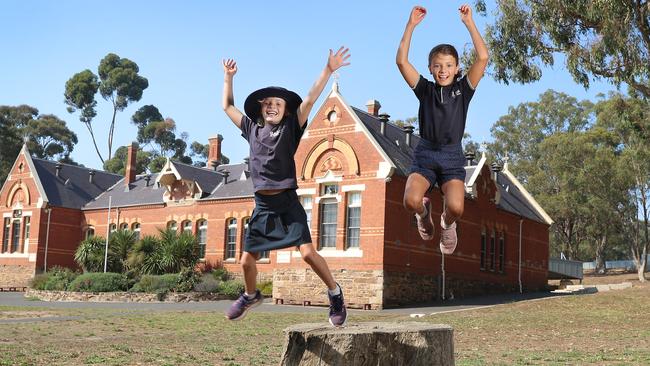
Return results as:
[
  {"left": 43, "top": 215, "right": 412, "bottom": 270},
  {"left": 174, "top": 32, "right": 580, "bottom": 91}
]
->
[
  {"left": 119, "top": 223, "right": 129, "bottom": 230},
  {"left": 345, "top": 192, "right": 362, "bottom": 248},
  {"left": 498, "top": 232, "right": 506, "bottom": 273},
  {"left": 167, "top": 220, "right": 178, "bottom": 231},
  {"left": 225, "top": 218, "right": 237, "bottom": 260},
  {"left": 2, "top": 218, "right": 10, "bottom": 252},
  {"left": 85, "top": 226, "right": 95, "bottom": 240},
  {"left": 182, "top": 220, "right": 193, "bottom": 234},
  {"left": 11, "top": 220, "right": 21, "bottom": 252},
  {"left": 109, "top": 223, "right": 117, "bottom": 234},
  {"left": 132, "top": 223, "right": 141, "bottom": 241},
  {"left": 490, "top": 229, "right": 496, "bottom": 271},
  {"left": 480, "top": 228, "right": 487, "bottom": 271},
  {"left": 319, "top": 198, "right": 338, "bottom": 248},
  {"left": 197, "top": 220, "right": 207, "bottom": 259}
]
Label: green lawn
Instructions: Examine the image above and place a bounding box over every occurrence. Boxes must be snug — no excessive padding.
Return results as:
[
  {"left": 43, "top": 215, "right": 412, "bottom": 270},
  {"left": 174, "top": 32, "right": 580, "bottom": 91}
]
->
[{"left": 1, "top": 284, "right": 649, "bottom": 365}]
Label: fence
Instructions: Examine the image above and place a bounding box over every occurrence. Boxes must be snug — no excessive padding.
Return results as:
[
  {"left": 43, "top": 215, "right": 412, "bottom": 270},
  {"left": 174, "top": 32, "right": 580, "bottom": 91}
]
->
[{"left": 582, "top": 255, "right": 650, "bottom": 271}]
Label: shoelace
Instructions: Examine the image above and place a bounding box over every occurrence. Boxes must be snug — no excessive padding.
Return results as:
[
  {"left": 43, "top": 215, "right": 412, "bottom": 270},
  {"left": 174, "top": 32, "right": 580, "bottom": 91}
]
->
[{"left": 329, "top": 295, "right": 343, "bottom": 313}]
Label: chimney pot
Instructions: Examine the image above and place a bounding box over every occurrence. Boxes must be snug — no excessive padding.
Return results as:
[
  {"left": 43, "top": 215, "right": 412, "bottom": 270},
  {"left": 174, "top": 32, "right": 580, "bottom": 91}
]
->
[
  {"left": 243, "top": 157, "right": 250, "bottom": 172},
  {"left": 211, "top": 160, "right": 220, "bottom": 171},
  {"left": 403, "top": 125, "right": 415, "bottom": 146},
  {"left": 365, "top": 100, "right": 381, "bottom": 116},
  {"left": 378, "top": 113, "right": 390, "bottom": 135},
  {"left": 88, "top": 170, "right": 96, "bottom": 183},
  {"left": 221, "top": 170, "right": 230, "bottom": 184},
  {"left": 490, "top": 162, "right": 502, "bottom": 181},
  {"left": 55, "top": 163, "right": 62, "bottom": 177},
  {"left": 465, "top": 151, "right": 476, "bottom": 166},
  {"left": 144, "top": 174, "right": 151, "bottom": 187}
]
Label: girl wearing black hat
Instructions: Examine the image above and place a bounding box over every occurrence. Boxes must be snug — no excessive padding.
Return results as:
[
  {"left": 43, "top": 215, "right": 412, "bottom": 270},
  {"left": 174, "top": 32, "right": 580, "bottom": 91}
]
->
[{"left": 221, "top": 47, "right": 350, "bottom": 326}]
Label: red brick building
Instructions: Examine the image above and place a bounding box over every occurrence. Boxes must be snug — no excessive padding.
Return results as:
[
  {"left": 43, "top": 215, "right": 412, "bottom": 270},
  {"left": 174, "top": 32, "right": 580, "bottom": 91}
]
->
[{"left": 0, "top": 83, "right": 552, "bottom": 308}]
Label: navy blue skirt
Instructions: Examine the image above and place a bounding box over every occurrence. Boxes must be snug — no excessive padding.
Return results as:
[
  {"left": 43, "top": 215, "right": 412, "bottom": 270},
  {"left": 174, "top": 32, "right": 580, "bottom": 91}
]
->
[{"left": 244, "top": 189, "right": 312, "bottom": 253}]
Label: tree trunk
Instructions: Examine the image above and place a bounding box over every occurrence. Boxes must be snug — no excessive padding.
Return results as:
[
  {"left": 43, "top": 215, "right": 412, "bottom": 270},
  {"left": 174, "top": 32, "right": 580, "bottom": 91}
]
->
[
  {"left": 280, "top": 322, "right": 454, "bottom": 366},
  {"left": 594, "top": 236, "right": 607, "bottom": 274}
]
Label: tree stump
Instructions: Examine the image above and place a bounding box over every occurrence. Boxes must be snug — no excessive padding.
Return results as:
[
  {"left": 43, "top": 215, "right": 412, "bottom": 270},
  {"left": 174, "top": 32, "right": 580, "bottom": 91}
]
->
[{"left": 280, "top": 322, "right": 454, "bottom": 366}]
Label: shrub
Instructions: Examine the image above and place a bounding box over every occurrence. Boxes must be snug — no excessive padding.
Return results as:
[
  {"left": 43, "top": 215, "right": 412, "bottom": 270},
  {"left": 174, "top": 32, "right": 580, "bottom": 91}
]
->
[
  {"left": 31, "top": 266, "right": 79, "bottom": 291},
  {"left": 212, "top": 267, "right": 230, "bottom": 282},
  {"left": 217, "top": 280, "right": 244, "bottom": 299},
  {"left": 29, "top": 274, "right": 49, "bottom": 290},
  {"left": 176, "top": 267, "right": 200, "bottom": 292},
  {"left": 130, "top": 274, "right": 180, "bottom": 293},
  {"left": 68, "top": 272, "right": 129, "bottom": 292},
  {"left": 193, "top": 274, "right": 220, "bottom": 293},
  {"left": 257, "top": 281, "right": 273, "bottom": 297}
]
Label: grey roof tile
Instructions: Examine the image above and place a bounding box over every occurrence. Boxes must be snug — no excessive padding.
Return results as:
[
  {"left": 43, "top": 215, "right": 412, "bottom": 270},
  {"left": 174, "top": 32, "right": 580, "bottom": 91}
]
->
[{"left": 32, "top": 158, "right": 122, "bottom": 209}]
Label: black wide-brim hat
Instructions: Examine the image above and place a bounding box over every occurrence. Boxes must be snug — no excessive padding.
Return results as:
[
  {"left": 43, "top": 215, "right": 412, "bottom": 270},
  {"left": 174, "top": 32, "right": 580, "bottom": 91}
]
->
[{"left": 244, "top": 86, "right": 302, "bottom": 120}]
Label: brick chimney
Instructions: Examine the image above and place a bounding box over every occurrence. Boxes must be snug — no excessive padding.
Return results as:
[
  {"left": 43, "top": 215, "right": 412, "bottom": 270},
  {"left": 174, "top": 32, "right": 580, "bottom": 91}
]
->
[
  {"left": 208, "top": 134, "right": 223, "bottom": 169},
  {"left": 125, "top": 142, "right": 138, "bottom": 188},
  {"left": 365, "top": 100, "right": 381, "bottom": 116}
]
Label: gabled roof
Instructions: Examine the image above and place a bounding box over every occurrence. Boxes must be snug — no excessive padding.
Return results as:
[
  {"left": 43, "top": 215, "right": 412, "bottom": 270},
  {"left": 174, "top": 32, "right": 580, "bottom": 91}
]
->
[
  {"left": 350, "top": 107, "right": 551, "bottom": 225},
  {"left": 205, "top": 163, "right": 254, "bottom": 199},
  {"left": 83, "top": 173, "right": 165, "bottom": 210},
  {"left": 31, "top": 158, "right": 122, "bottom": 209}
]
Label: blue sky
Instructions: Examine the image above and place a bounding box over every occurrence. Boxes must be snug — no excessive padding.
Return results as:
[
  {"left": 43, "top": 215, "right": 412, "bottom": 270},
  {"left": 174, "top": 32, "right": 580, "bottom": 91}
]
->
[{"left": 1, "top": 0, "right": 618, "bottom": 169}]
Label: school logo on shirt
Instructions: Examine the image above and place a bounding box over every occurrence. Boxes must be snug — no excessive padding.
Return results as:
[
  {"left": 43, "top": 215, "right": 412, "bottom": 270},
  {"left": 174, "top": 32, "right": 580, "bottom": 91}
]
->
[{"left": 452, "top": 89, "right": 462, "bottom": 98}]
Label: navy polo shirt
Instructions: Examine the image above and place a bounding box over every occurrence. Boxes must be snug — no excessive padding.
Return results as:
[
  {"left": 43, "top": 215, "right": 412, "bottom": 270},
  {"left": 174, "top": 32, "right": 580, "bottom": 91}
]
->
[
  {"left": 413, "top": 74, "right": 475, "bottom": 146},
  {"left": 240, "top": 114, "right": 307, "bottom": 192}
]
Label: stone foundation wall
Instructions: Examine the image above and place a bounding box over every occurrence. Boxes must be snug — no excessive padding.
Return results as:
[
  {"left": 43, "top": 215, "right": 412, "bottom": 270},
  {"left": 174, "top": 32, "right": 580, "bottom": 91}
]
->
[
  {"left": 444, "top": 276, "right": 519, "bottom": 299},
  {"left": 228, "top": 270, "right": 273, "bottom": 284},
  {"left": 0, "top": 264, "right": 34, "bottom": 287},
  {"left": 273, "top": 268, "right": 384, "bottom": 309},
  {"left": 25, "top": 289, "right": 231, "bottom": 302},
  {"left": 383, "top": 271, "right": 440, "bottom": 307}
]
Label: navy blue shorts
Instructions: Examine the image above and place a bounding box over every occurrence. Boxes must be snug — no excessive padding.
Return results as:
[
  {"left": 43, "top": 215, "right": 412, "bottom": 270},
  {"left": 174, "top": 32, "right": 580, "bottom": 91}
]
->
[
  {"left": 409, "top": 140, "right": 466, "bottom": 192},
  {"left": 244, "top": 189, "right": 312, "bottom": 253}
]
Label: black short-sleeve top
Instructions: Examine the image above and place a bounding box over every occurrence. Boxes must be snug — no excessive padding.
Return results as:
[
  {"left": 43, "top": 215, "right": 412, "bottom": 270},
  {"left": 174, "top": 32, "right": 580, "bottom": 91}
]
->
[
  {"left": 412, "top": 74, "right": 475, "bottom": 146},
  {"left": 240, "top": 114, "right": 307, "bottom": 192}
]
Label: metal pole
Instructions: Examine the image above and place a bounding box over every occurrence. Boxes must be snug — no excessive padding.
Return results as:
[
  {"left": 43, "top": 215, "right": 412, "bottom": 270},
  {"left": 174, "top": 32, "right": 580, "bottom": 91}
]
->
[
  {"left": 103, "top": 196, "right": 112, "bottom": 273},
  {"left": 44, "top": 207, "right": 51, "bottom": 273},
  {"left": 441, "top": 252, "right": 446, "bottom": 300},
  {"left": 518, "top": 218, "right": 523, "bottom": 293}
]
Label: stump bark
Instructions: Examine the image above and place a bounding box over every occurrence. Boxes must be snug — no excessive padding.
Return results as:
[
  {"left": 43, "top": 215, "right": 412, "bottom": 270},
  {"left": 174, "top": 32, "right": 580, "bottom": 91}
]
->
[{"left": 280, "top": 322, "right": 454, "bottom": 366}]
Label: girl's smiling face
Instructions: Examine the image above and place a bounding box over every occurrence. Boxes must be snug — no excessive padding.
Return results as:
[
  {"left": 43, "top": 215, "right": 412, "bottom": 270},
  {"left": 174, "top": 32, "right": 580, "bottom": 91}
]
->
[
  {"left": 260, "top": 97, "right": 286, "bottom": 125},
  {"left": 429, "top": 53, "right": 459, "bottom": 86}
]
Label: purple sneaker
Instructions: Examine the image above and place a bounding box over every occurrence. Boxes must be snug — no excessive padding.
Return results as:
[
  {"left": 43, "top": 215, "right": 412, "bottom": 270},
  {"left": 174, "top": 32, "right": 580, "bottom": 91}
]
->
[
  {"left": 225, "top": 290, "right": 263, "bottom": 321},
  {"left": 328, "top": 284, "right": 347, "bottom": 327},
  {"left": 416, "top": 197, "right": 435, "bottom": 241},
  {"left": 439, "top": 213, "right": 457, "bottom": 255}
]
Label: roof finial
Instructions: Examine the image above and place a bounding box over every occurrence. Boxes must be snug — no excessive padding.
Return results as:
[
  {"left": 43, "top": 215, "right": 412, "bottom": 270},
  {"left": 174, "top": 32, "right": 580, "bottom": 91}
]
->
[
  {"left": 331, "top": 71, "right": 340, "bottom": 93},
  {"left": 503, "top": 151, "right": 510, "bottom": 170},
  {"left": 480, "top": 142, "right": 488, "bottom": 159}
]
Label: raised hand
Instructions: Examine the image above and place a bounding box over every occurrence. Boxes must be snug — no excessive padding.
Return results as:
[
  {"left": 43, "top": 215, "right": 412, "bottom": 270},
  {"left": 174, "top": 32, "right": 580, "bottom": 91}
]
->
[
  {"left": 222, "top": 58, "right": 238, "bottom": 76},
  {"left": 327, "top": 47, "right": 351, "bottom": 73},
  {"left": 409, "top": 6, "right": 427, "bottom": 26},
  {"left": 459, "top": 4, "right": 473, "bottom": 24}
]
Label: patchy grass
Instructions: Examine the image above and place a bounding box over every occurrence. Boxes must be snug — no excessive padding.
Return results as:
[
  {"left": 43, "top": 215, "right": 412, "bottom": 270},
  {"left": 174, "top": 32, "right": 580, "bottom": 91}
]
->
[{"left": 1, "top": 284, "right": 649, "bottom": 365}]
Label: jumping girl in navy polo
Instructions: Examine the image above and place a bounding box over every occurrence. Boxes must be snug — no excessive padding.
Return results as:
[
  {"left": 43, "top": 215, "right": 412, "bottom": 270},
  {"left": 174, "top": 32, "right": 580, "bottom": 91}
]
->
[{"left": 396, "top": 4, "right": 489, "bottom": 254}]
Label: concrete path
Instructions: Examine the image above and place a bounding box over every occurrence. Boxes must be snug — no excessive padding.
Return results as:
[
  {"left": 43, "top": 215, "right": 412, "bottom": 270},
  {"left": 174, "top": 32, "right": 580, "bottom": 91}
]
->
[{"left": 0, "top": 290, "right": 568, "bottom": 316}]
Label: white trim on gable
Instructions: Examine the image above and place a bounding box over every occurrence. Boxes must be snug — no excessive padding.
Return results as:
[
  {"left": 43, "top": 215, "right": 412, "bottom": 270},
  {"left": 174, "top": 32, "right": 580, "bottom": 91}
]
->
[
  {"left": 0, "top": 144, "right": 49, "bottom": 205},
  {"left": 501, "top": 165, "right": 554, "bottom": 225},
  {"left": 324, "top": 84, "right": 396, "bottom": 180}
]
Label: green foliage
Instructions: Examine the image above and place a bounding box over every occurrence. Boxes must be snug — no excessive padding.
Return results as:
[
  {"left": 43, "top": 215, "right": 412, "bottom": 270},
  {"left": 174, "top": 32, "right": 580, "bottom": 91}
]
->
[
  {"left": 176, "top": 267, "right": 200, "bottom": 292},
  {"left": 217, "top": 280, "right": 245, "bottom": 299},
  {"left": 193, "top": 274, "right": 220, "bottom": 293},
  {"left": 30, "top": 267, "right": 79, "bottom": 291},
  {"left": 74, "top": 236, "right": 107, "bottom": 273},
  {"left": 212, "top": 268, "right": 230, "bottom": 282},
  {"left": 102, "top": 145, "right": 152, "bottom": 175},
  {"left": 473, "top": 0, "right": 650, "bottom": 98},
  {"left": 68, "top": 272, "right": 129, "bottom": 292},
  {"left": 130, "top": 274, "right": 180, "bottom": 293},
  {"left": 0, "top": 105, "right": 78, "bottom": 182},
  {"left": 107, "top": 229, "right": 138, "bottom": 273},
  {"left": 127, "top": 229, "right": 200, "bottom": 276},
  {"left": 64, "top": 53, "right": 149, "bottom": 162},
  {"left": 257, "top": 281, "right": 273, "bottom": 297}
]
